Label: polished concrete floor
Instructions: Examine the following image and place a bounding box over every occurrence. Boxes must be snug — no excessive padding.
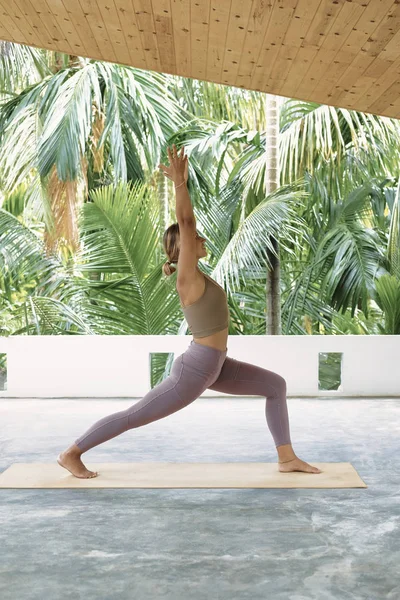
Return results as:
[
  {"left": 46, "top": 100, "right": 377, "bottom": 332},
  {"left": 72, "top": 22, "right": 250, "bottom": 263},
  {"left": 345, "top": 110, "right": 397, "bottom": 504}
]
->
[{"left": 0, "top": 396, "right": 399, "bottom": 600}]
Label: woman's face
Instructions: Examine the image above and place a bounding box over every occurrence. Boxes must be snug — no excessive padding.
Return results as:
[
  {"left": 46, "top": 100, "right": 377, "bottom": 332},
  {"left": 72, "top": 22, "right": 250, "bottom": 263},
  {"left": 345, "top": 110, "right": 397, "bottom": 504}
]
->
[
  {"left": 195, "top": 230, "right": 207, "bottom": 257},
  {"left": 177, "top": 229, "right": 207, "bottom": 259}
]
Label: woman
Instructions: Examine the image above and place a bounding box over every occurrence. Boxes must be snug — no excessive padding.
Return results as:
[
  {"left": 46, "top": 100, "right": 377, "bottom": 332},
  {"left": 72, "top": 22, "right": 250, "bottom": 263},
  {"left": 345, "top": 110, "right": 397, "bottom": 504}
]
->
[{"left": 57, "top": 144, "right": 321, "bottom": 478}]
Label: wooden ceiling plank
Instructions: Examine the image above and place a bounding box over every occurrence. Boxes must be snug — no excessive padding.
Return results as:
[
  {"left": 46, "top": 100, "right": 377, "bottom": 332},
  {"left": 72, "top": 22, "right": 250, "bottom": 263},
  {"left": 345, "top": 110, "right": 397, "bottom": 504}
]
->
[
  {"left": 113, "top": 0, "right": 147, "bottom": 69},
  {"left": 1, "top": 0, "right": 49, "bottom": 48},
  {"left": 368, "top": 77, "right": 400, "bottom": 114},
  {"left": 170, "top": 0, "right": 191, "bottom": 78},
  {"left": 384, "top": 92, "right": 400, "bottom": 109},
  {"left": 316, "top": 48, "right": 356, "bottom": 100},
  {"left": 384, "top": 106, "right": 400, "bottom": 118},
  {"left": 281, "top": 0, "right": 330, "bottom": 97},
  {"left": 251, "top": 0, "right": 298, "bottom": 92},
  {"left": 236, "top": 0, "right": 275, "bottom": 90},
  {"left": 334, "top": 54, "right": 396, "bottom": 109},
  {"left": 290, "top": 0, "right": 345, "bottom": 99},
  {"left": 356, "top": 1, "right": 400, "bottom": 58},
  {"left": 132, "top": 0, "right": 161, "bottom": 71},
  {"left": 335, "top": 71, "right": 383, "bottom": 110},
  {"left": 45, "top": 0, "right": 91, "bottom": 58},
  {"left": 13, "top": 0, "right": 57, "bottom": 49},
  {"left": 190, "top": 0, "right": 211, "bottom": 80},
  {"left": 361, "top": 58, "right": 400, "bottom": 114},
  {"left": 279, "top": 46, "right": 319, "bottom": 97},
  {"left": 207, "top": 0, "right": 231, "bottom": 83},
  {"left": 0, "top": 1, "right": 37, "bottom": 47},
  {"left": 328, "top": 53, "right": 377, "bottom": 107},
  {"left": 58, "top": 0, "right": 104, "bottom": 60},
  {"left": 336, "top": 0, "right": 395, "bottom": 56},
  {"left": 337, "top": 75, "right": 376, "bottom": 111},
  {"left": 336, "top": 24, "right": 398, "bottom": 112},
  {"left": 295, "top": 47, "right": 336, "bottom": 97},
  {"left": 363, "top": 55, "right": 396, "bottom": 80},
  {"left": 1, "top": 0, "right": 400, "bottom": 118},
  {"left": 95, "top": 0, "right": 132, "bottom": 65},
  {"left": 305, "top": 1, "right": 366, "bottom": 100},
  {"left": 22, "top": 0, "right": 69, "bottom": 53},
  {"left": 301, "top": 0, "right": 344, "bottom": 49},
  {"left": 380, "top": 25, "right": 400, "bottom": 61},
  {"left": 338, "top": 3, "right": 400, "bottom": 110},
  {"left": 219, "top": 0, "right": 252, "bottom": 89},
  {"left": 0, "top": 25, "right": 16, "bottom": 45},
  {"left": 318, "top": 1, "right": 366, "bottom": 52},
  {"left": 269, "top": 0, "right": 321, "bottom": 95},
  {"left": 338, "top": 55, "right": 395, "bottom": 112},
  {"left": 152, "top": 0, "right": 177, "bottom": 74},
  {"left": 268, "top": 44, "right": 299, "bottom": 91},
  {"left": 324, "top": 0, "right": 394, "bottom": 91},
  {"left": 370, "top": 58, "right": 400, "bottom": 108},
  {"left": 284, "top": 0, "right": 321, "bottom": 47},
  {"left": 78, "top": 0, "right": 118, "bottom": 62},
  {"left": 328, "top": 1, "right": 400, "bottom": 105},
  {"left": 282, "top": 0, "right": 344, "bottom": 98}
]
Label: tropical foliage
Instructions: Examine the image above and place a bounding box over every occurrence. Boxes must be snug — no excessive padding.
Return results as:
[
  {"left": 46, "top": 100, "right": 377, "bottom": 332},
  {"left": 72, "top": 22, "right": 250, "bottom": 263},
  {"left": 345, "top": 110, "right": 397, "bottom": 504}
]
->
[{"left": 1, "top": 44, "right": 400, "bottom": 385}]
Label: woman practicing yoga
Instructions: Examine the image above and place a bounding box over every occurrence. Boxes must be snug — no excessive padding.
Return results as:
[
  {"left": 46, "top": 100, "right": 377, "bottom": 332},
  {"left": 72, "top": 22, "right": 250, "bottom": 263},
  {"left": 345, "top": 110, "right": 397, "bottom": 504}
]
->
[{"left": 57, "top": 144, "right": 321, "bottom": 479}]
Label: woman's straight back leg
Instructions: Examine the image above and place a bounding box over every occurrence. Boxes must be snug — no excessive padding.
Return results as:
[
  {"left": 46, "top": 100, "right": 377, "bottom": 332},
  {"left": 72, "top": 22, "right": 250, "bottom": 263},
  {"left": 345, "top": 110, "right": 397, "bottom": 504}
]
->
[
  {"left": 74, "top": 343, "right": 228, "bottom": 453},
  {"left": 74, "top": 354, "right": 188, "bottom": 452}
]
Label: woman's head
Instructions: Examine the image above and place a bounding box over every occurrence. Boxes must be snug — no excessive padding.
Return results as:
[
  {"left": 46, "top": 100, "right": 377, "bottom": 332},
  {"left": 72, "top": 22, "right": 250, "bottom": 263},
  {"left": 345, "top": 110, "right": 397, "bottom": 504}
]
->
[
  {"left": 162, "top": 223, "right": 207, "bottom": 276},
  {"left": 162, "top": 223, "right": 180, "bottom": 276}
]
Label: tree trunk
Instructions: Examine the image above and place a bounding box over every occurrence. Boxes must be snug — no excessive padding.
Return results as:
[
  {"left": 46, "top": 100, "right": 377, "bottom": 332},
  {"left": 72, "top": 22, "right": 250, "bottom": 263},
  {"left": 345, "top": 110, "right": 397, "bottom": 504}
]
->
[
  {"left": 264, "top": 94, "right": 281, "bottom": 335},
  {"left": 156, "top": 169, "right": 169, "bottom": 261}
]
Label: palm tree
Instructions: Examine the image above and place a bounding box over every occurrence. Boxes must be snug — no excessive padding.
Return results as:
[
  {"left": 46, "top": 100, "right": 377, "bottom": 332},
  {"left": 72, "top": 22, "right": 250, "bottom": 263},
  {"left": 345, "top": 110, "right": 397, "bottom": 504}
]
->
[
  {"left": 0, "top": 54, "right": 188, "bottom": 260},
  {"left": 374, "top": 177, "right": 400, "bottom": 334},
  {"left": 264, "top": 94, "right": 281, "bottom": 335},
  {"left": 2, "top": 46, "right": 400, "bottom": 356},
  {"left": 164, "top": 84, "right": 400, "bottom": 335}
]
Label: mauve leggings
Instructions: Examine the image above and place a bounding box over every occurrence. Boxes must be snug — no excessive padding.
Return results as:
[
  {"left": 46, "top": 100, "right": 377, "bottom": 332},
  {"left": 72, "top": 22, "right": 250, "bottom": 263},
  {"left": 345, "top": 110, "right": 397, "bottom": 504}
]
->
[{"left": 74, "top": 340, "right": 292, "bottom": 453}]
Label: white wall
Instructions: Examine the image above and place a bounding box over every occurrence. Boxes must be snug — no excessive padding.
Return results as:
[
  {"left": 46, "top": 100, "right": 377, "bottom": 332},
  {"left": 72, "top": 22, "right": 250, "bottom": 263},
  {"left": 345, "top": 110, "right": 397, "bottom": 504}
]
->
[{"left": 0, "top": 335, "right": 398, "bottom": 398}]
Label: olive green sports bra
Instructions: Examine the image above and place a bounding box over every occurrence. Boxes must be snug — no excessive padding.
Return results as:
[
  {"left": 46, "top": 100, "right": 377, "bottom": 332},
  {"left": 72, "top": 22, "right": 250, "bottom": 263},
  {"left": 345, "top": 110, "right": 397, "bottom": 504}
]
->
[{"left": 179, "top": 271, "right": 229, "bottom": 337}]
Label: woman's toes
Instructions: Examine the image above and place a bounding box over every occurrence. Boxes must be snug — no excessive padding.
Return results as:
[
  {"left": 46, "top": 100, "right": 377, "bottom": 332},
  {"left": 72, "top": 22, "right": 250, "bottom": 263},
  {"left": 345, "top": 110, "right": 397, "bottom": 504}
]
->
[
  {"left": 301, "top": 460, "right": 321, "bottom": 474},
  {"left": 311, "top": 466, "right": 321, "bottom": 473}
]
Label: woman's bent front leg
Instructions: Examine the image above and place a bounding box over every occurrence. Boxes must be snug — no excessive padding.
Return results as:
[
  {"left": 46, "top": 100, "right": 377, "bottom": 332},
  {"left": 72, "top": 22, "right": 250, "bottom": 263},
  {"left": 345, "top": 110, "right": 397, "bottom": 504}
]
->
[
  {"left": 208, "top": 356, "right": 292, "bottom": 449},
  {"left": 208, "top": 357, "right": 322, "bottom": 473}
]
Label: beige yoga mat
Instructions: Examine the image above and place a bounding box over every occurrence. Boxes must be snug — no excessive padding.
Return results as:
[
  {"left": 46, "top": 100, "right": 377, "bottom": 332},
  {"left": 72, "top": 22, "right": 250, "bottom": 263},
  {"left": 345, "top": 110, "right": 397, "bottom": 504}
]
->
[{"left": 0, "top": 462, "right": 367, "bottom": 488}]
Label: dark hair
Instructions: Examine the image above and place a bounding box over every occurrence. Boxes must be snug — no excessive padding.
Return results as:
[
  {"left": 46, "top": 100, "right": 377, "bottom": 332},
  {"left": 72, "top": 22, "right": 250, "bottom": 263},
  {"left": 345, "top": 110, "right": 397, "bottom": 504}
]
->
[{"left": 162, "top": 222, "right": 180, "bottom": 276}]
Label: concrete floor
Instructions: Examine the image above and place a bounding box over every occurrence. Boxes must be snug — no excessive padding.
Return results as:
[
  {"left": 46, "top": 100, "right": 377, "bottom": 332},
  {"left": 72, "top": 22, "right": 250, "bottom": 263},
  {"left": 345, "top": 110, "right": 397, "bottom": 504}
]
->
[{"left": 0, "top": 396, "right": 399, "bottom": 600}]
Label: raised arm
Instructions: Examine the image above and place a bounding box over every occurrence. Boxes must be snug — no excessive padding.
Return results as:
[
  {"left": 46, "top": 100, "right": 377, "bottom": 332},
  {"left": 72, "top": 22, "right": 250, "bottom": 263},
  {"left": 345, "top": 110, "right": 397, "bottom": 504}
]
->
[{"left": 159, "top": 144, "right": 195, "bottom": 224}]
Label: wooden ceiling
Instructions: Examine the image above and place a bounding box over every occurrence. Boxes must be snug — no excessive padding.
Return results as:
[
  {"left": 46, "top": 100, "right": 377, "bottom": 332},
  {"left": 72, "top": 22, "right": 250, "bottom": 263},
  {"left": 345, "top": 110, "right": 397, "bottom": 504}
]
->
[{"left": 1, "top": 0, "right": 400, "bottom": 118}]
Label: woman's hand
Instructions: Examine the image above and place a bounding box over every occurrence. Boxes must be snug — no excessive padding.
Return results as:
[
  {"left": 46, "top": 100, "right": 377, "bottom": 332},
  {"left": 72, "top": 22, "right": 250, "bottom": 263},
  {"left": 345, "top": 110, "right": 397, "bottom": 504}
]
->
[{"left": 158, "top": 144, "right": 188, "bottom": 185}]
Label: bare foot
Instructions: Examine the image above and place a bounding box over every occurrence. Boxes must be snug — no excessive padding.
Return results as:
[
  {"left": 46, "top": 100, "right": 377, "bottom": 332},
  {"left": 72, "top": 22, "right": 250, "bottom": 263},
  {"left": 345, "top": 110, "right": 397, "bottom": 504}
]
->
[
  {"left": 57, "top": 451, "right": 98, "bottom": 479},
  {"left": 279, "top": 457, "right": 322, "bottom": 474}
]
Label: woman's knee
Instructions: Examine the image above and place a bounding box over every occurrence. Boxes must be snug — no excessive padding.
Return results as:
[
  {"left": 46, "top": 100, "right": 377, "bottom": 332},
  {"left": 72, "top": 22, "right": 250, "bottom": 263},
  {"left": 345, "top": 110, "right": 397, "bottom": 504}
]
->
[
  {"left": 279, "top": 375, "right": 287, "bottom": 395},
  {"left": 265, "top": 371, "right": 286, "bottom": 397}
]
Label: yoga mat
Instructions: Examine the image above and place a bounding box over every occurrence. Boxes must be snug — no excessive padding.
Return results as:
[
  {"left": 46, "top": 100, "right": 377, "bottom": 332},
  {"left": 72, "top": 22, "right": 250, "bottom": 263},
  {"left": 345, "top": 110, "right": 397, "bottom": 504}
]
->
[{"left": 0, "top": 462, "right": 367, "bottom": 488}]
